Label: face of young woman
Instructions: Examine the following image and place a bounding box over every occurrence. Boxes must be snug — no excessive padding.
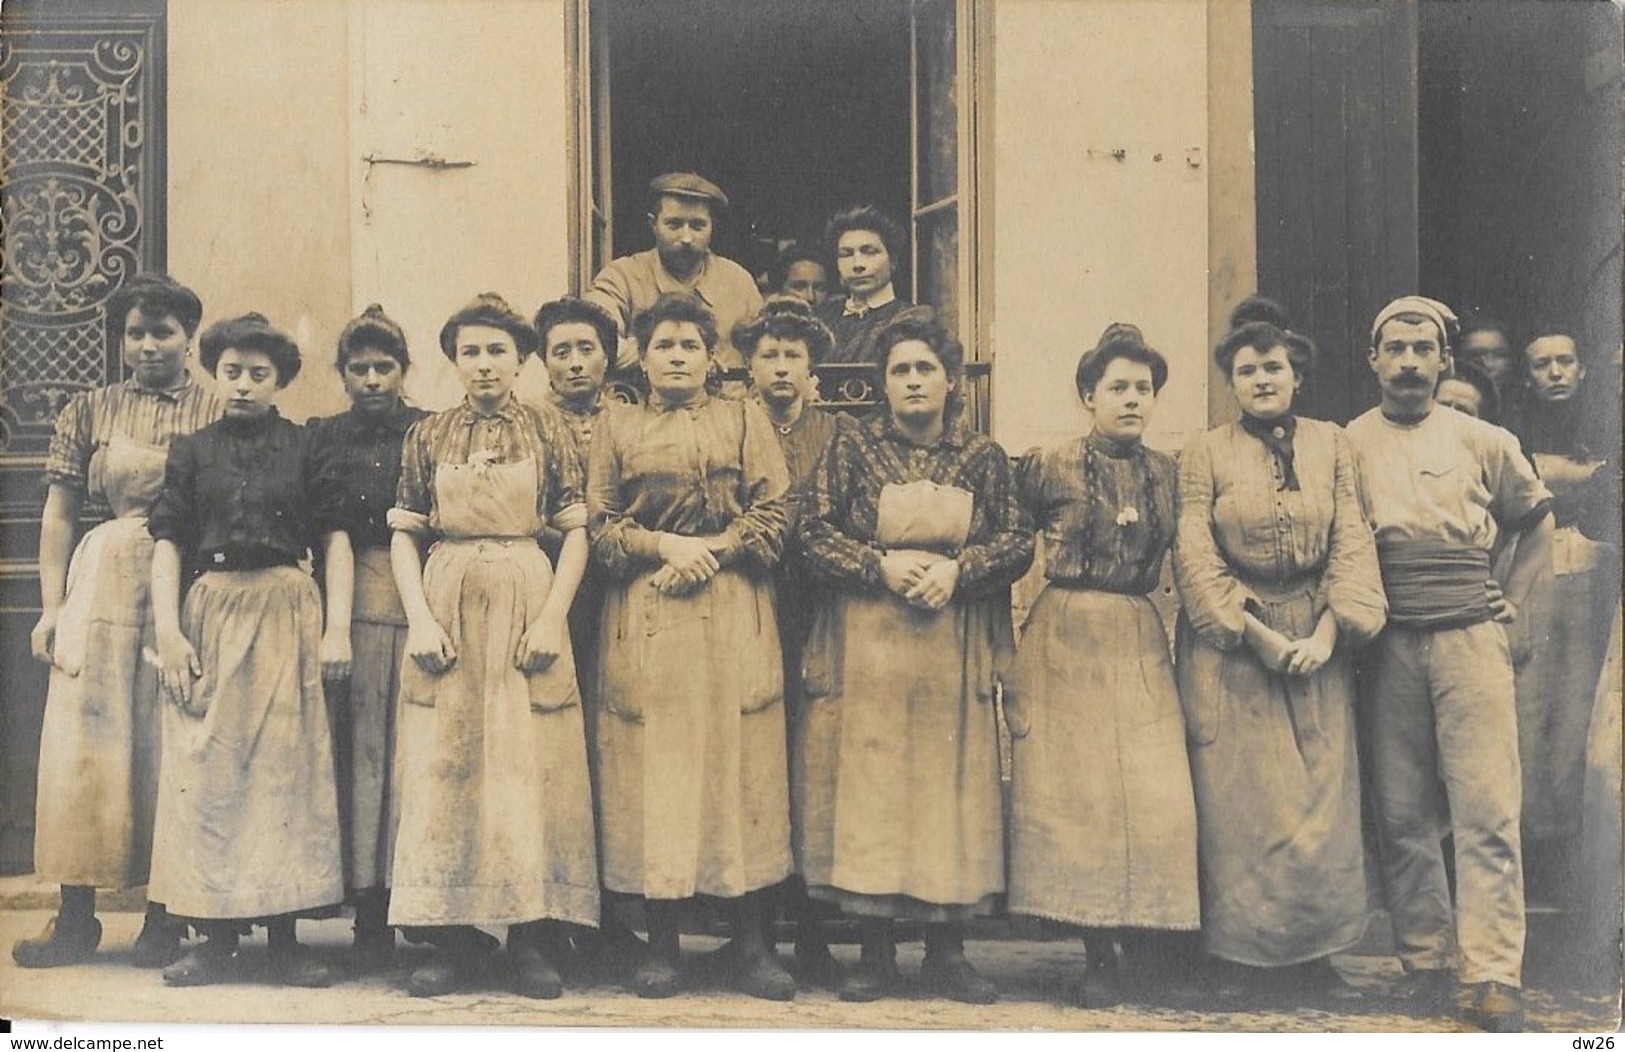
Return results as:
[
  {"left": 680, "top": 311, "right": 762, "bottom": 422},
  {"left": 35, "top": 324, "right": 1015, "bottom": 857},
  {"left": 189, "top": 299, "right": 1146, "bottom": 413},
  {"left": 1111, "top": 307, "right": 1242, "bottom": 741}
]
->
[
  {"left": 642, "top": 320, "right": 711, "bottom": 403},
  {"left": 341, "top": 346, "right": 405, "bottom": 416},
  {"left": 1525, "top": 335, "right": 1586, "bottom": 403},
  {"left": 1436, "top": 377, "right": 1486, "bottom": 418},
  {"left": 884, "top": 340, "right": 952, "bottom": 426},
  {"left": 452, "top": 324, "right": 522, "bottom": 408},
  {"left": 782, "top": 260, "right": 830, "bottom": 306},
  {"left": 543, "top": 321, "right": 609, "bottom": 403},
  {"left": 215, "top": 348, "right": 281, "bottom": 419},
  {"left": 1084, "top": 356, "right": 1157, "bottom": 442},
  {"left": 749, "top": 335, "right": 813, "bottom": 410},
  {"left": 1230, "top": 343, "right": 1299, "bottom": 421},
  {"left": 122, "top": 308, "right": 190, "bottom": 391},
  {"left": 836, "top": 229, "right": 894, "bottom": 299}
]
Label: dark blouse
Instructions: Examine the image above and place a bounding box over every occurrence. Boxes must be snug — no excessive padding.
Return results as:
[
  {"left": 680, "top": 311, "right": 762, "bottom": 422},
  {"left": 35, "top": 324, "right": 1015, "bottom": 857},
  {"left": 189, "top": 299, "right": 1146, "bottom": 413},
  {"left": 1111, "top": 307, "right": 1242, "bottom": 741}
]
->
[
  {"left": 149, "top": 410, "right": 321, "bottom": 570},
  {"left": 1017, "top": 431, "right": 1178, "bottom": 596},
  {"left": 306, "top": 402, "right": 427, "bottom": 550},
  {"left": 799, "top": 411, "right": 1033, "bottom": 596},
  {"left": 816, "top": 297, "right": 916, "bottom": 364}
]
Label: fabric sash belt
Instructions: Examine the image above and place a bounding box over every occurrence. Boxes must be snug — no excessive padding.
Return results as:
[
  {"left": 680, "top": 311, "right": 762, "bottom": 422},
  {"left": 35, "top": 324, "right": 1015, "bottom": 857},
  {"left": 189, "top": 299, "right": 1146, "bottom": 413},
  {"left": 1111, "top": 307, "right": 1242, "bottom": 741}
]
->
[{"left": 1378, "top": 538, "right": 1493, "bottom": 629}]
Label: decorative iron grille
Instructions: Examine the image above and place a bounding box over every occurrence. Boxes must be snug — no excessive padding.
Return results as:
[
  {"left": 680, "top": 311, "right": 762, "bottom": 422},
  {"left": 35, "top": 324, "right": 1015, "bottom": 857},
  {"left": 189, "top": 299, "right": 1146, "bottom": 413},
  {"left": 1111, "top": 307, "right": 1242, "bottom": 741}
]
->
[{"left": 1, "top": 11, "right": 165, "bottom": 456}]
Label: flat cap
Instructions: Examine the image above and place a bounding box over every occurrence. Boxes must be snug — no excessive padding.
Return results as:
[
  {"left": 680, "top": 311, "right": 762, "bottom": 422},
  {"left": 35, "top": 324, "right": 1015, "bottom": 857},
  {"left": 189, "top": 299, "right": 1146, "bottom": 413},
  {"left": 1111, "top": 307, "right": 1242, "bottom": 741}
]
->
[{"left": 649, "top": 171, "right": 729, "bottom": 210}]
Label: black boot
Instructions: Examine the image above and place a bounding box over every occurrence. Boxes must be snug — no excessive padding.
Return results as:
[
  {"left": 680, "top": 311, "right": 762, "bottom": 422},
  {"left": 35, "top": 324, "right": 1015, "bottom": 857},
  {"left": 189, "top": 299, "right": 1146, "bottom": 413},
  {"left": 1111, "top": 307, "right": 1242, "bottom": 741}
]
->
[
  {"left": 509, "top": 921, "right": 565, "bottom": 999},
  {"left": 163, "top": 922, "right": 240, "bottom": 987},
  {"left": 349, "top": 888, "right": 395, "bottom": 972},
  {"left": 838, "top": 922, "right": 898, "bottom": 1003},
  {"left": 131, "top": 902, "right": 187, "bottom": 968},
  {"left": 630, "top": 900, "right": 682, "bottom": 999},
  {"left": 730, "top": 891, "right": 794, "bottom": 1001},
  {"left": 267, "top": 916, "right": 333, "bottom": 988},
  {"left": 920, "top": 923, "right": 997, "bottom": 1005}
]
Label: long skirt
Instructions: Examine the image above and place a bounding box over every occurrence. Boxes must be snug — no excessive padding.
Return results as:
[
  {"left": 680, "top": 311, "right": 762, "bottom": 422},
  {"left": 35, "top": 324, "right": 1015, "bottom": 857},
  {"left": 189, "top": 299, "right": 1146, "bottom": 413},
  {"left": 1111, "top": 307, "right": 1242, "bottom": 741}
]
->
[
  {"left": 1175, "top": 582, "right": 1367, "bottom": 965},
  {"left": 389, "top": 539, "right": 599, "bottom": 928},
  {"left": 149, "top": 567, "right": 344, "bottom": 919},
  {"left": 595, "top": 567, "right": 790, "bottom": 901},
  {"left": 1007, "top": 586, "right": 1199, "bottom": 930},
  {"left": 796, "top": 591, "right": 1008, "bottom": 921},
  {"left": 1516, "top": 528, "right": 1619, "bottom": 843},
  {"left": 328, "top": 547, "right": 408, "bottom": 892},
  {"left": 34, "top": 517, "right": 163, "bottom": 889}
]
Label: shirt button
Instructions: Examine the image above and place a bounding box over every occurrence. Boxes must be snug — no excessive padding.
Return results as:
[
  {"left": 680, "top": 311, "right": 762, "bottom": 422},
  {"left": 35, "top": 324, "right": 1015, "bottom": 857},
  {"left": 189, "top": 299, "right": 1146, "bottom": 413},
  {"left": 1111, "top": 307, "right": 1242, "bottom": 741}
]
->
[{"left": 212, "top": 552, "right": 226, "bottom": 564}]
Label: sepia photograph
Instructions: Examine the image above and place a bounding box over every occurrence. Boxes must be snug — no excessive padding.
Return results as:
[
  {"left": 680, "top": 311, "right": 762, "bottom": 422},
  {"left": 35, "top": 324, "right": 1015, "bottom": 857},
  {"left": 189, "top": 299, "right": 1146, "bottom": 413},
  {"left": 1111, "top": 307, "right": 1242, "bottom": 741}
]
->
[{"left": 0, "top": 0, "right": 1621, "bottom": 1038}]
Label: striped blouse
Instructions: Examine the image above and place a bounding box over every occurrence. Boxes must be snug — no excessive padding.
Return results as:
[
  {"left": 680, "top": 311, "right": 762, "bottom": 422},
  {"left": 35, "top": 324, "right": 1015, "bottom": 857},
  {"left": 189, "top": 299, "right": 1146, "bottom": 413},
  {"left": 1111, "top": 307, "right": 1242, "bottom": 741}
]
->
[{"left": 45, "top": 376, "right": 224, "bottom": 505}]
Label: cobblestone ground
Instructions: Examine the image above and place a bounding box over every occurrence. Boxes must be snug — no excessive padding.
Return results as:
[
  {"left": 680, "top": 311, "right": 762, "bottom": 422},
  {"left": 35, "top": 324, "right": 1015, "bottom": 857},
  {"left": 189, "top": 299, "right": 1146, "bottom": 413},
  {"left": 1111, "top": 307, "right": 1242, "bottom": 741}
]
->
[{"left": 1, "top": 910, "right": 1618, "bottom": 1032}]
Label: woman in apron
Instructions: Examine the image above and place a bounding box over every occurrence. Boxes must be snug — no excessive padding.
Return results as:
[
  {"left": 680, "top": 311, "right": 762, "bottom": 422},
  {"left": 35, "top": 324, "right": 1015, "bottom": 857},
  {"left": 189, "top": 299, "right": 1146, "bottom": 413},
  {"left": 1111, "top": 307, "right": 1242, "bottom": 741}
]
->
[
  {"left": 1172, "top": 301, "right": 1386, "bottom": 1003},
  {"left": 387, "top": 294, "right": 597, "bottom": 999},
  {"left": 1005, "top": 324, "right": 1200, "bottom": 1007},
  {"left": 14, "top": 275, "right": 220, "bottom": 970},
  {"left": 587, "top": 293, "right": 795, "bottom": 1001},
  {"left": 148, "top": 314, "right": 345, "bottom": 987},
  {"left": 307, "top": 306, "right": 427, "bottom": 970},
  {"left": 796, "top": 310, "right": 1033, "bottom": 1005}
]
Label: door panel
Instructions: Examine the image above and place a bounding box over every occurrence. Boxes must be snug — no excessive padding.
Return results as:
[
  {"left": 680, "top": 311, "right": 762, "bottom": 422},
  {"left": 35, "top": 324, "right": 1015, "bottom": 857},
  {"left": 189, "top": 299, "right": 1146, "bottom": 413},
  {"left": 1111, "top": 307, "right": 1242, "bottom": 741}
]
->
[
  {"left": 1252, "top": 0, "right": 1417, "bottom": 424},
  {"left": 0, "top": 0, "right": 166, "bottom": 872}
]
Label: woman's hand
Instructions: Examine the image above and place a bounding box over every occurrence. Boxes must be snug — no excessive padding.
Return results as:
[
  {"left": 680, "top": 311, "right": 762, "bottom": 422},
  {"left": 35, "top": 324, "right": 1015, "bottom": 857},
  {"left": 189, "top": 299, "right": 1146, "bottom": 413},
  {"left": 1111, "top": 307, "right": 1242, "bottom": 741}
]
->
[
  {"left": 155, "top": 627, "right": 202, "bottom": 710},
  {"left": 320, "top": 627, "right": 353, "bottom": 682},
  {"left": 878, "top": 549, "right": 939, "bottom": 598},
  {"left": 1283, "top": 636, "right": 1333, "bottom": 677},
  {"left": 407, "top": 618, "right": 457, "bottom": 673},
  {"left": 29, "top": 608, "right": 58, "bottom": 665},
  {"left": 515, "top": 614, "right": 566, "bottom": 673},
  {"left": 651, "top": 564, "right": 704, "bottom": 595},
  {"left": 904, "top": 558, "right": 961, "bottom": 612},
  {"left": 658, "top": 533, "right": 720, "bottom": 587}
]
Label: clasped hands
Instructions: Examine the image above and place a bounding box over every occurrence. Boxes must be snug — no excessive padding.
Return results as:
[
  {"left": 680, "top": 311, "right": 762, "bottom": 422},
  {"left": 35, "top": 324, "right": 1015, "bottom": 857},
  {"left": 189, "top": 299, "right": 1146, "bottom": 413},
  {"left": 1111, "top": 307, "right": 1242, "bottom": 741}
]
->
[{"left": 879, "top": 548, "right": 960, "bottom": 612}]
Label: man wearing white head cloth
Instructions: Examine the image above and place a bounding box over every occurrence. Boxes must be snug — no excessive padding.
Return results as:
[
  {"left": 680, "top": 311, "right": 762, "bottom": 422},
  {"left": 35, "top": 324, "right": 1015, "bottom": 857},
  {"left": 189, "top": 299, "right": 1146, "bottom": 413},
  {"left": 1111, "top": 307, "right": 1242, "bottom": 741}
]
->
[{"left": 1346, "top": 296, "right": 1553, "bottom": 1032}]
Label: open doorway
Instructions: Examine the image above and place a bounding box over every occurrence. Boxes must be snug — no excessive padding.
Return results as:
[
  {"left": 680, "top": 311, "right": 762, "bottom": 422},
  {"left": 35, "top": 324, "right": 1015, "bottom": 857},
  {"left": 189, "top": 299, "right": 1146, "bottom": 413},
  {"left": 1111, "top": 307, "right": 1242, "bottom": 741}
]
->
[
  {"left": 576, "top": 0, "right": 980, "bottom": 353},
  {"left": 603, "top": 0, "right": 910, "bottom": 289}
]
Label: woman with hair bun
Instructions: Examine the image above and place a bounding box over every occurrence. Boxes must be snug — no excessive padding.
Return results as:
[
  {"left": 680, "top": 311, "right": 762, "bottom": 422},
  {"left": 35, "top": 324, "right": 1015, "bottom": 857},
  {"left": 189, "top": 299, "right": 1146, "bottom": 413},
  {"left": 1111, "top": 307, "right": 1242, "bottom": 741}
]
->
[
  {"left": 797, "top": 310, "right": 1031, "bottom": 1005},
  {"left": 147, "top": 313, "right": 345, "bottom": 987},
  {"left": 1006, "top": 323, "right": 1200, "bottom": 1007},
  {"left": 386, "top": 294, "right": 597, "bottom": 1000},
  {"left": 1173, "top": 298, "right": 1385, "bottom": 1001},
  {"left": 306, "top": 305, "right": 427, "bottom": 968},
  {"left": 14, "top": 274, "right": 220, "bottom": 971}
]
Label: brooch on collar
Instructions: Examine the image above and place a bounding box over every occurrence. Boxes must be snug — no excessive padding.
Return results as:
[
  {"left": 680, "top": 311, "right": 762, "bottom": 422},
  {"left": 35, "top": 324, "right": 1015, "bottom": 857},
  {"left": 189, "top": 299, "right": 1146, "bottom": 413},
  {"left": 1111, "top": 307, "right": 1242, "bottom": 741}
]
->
[{"left": 1115, "top": 507, "right": 1140, "bottom": 527}]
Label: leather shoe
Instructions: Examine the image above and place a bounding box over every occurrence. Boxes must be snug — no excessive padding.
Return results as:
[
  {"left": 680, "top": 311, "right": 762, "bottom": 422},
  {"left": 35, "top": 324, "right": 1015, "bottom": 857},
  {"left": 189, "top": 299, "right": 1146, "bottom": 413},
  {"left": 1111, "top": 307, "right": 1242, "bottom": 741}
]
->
[
  {"left": 162, "top": 941, "right": 238, "bottom": 987},
  {"left": 511, "top": 944, "right": 563, "bottom": 1000},
  {"left": 269, "top": 945, "right": 334, "bottom": 988},
  {"left": 920, "top": 951, "right": 998, "bottom": 1005},
  {"left": 792, "top": 938, "right": 844, "bottom": 988},
  {"left": 1399, "top": 968, "right": 1456, "bottom": 1015},
  {"left": 1467, "top": 981, "right": 1524, "bottom": 1033},
  {"left": 131, "top": 919, "right": 187, "bottom": 969},
  {"left": 13, "top": 915, "right": 102, "bottom": 969},
  {"left": 838, "top": 957, "right": 897, "bottom": 1003},
  {"left": 734, "top": 945, "right": 795, "bottom": 1001},
  {"left": 631, "top": 955, "right": 681, "bottom": 999},
  {"left": 407, "top": 954, "right": 464, "bottom": 998}
]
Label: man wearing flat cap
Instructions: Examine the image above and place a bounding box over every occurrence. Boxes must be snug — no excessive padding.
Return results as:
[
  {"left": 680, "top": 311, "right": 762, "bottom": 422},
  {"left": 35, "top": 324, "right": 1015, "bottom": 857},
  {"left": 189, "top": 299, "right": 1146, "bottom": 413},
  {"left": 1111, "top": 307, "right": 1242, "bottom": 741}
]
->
[
  {"left": 583, "top": 172, "right": 763, "bottom": 374},
  {"left": 1346, "top": 295, "right": 1553, "bottom": 1033}
]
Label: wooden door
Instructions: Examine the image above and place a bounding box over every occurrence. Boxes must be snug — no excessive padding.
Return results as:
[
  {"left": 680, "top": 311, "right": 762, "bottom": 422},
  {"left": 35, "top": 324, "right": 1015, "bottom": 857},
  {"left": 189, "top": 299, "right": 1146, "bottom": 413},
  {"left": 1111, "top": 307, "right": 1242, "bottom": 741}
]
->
[
  {"left": 1252, "top": 0, "right": 1418, "bottom": 424},
  {"left": 0, "top": 0, "right": 167, "bottom": 872}
]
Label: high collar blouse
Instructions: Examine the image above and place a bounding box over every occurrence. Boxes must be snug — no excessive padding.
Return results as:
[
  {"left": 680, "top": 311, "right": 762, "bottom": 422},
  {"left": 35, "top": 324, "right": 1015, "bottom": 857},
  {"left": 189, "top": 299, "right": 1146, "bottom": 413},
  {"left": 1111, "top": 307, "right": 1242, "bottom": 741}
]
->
[
  {"left": 586, "top": 391, "right": 791, "bottom": 579},
  {"left": 147, "top": 409, "right": 320, "bottom": 567},
  {"left": 798, "top": 410, "right": 1032, "bottom": 597},
  {"left": 1173, "top": 417, "right": 1386, "bottom": 653},
  {"left": 1017, "top": 430, "right": 1176, "bottom": 596},
  {"left": 306, "top": 401, "right": 427, "bottom": 549}
]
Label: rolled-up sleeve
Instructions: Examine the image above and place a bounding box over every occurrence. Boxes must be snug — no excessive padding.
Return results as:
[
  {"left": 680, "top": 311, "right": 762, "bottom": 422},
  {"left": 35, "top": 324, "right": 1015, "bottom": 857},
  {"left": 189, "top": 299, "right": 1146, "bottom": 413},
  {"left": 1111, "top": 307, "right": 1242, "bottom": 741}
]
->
[
  {"left": 44, "top": 392, "right": 94, "bottom": 493},
  {"left": 389, "top": 418, "right": 434, "bottom": 536}
]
